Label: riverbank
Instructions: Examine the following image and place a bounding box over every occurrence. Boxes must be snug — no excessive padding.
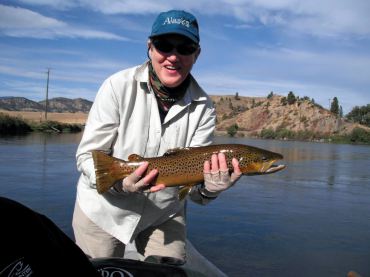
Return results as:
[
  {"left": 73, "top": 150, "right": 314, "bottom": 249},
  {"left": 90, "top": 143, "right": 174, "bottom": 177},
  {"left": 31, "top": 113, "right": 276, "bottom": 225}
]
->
[
  {"left": 1, "top": 110, "right": 370, "bottom": 144},
  {"left": 0, "top": 111, "right": 84, "bottom": 134},
  {"left": 0, "top": 109, "right": 88, "bottom": 124}
]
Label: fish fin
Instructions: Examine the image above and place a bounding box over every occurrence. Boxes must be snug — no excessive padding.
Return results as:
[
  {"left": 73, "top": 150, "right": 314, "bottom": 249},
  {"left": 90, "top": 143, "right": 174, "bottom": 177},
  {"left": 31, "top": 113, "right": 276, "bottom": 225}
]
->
[
  {"left": 91, "top": 150, "right": 127, "bottom": 194},
  {"left": 178, "top": 184, "right": 195, "bottom": 201},
  {"left": 163, "top": 147, "right": 191, "bottom": 156},
  {"left": 128, "top": 154, "right": 143, "bottom": 161}
]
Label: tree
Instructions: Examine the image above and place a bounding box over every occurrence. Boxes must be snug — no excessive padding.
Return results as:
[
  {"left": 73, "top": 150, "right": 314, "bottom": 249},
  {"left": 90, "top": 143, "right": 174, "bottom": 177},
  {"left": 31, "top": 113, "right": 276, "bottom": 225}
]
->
[
  {"left": 267, "top": 91, "right": 274, "bottom": 99},
  {"left": 330, "top": 97, "right": 339, "bottom": 115},
  {"left": 235, "top": 92, "right": 240, "bottom": 100},
  {"left": 287, "top": 91, "right": 296, "bottom": 105},
  {"left": 346, "top": 104, "right": 370, "bottom": 127}
]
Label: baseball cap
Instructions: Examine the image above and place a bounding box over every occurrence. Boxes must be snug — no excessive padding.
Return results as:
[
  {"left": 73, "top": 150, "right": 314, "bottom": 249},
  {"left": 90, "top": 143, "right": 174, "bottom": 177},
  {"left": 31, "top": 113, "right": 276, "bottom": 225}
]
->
[{"left": 149, "top": 10, "right": 200, "bottom": 44}]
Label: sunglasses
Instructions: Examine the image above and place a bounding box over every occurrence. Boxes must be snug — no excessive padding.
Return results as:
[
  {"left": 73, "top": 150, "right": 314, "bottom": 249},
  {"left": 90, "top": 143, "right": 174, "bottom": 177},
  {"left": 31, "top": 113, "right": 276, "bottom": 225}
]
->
[{"left": 152, "top": 39, "right": 199, "bottom": 56}]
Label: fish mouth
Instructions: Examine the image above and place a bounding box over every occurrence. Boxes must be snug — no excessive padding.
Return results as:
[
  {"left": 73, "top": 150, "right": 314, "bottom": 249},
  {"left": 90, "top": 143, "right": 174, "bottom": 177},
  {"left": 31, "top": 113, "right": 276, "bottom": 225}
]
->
[
  {"left": 245, "top": 160, "right": 286, "bottom": 175},
  {"left": 265, "top": 164, "right": 286, "bottom": 174}
]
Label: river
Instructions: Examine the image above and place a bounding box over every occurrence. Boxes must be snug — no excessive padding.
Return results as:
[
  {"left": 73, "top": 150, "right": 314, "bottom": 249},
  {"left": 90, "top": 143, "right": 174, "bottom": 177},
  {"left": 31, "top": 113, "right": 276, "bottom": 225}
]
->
[{"left": 0, "top": 133, "right": 369, "bottom": 277}]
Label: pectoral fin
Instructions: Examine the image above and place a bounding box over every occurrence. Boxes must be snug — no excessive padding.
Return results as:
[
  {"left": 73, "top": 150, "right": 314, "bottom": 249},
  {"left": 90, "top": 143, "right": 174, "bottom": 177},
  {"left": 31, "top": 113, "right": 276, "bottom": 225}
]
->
[{"left": 178, "top": 184, "right": 196, "bottom": 201}]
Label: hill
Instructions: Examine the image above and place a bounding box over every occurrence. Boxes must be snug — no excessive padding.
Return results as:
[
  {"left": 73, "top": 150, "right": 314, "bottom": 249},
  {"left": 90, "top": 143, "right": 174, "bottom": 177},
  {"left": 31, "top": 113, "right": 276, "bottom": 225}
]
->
[
  {"left": 39, "top": 97, "right": 92, "bottom": 113},
  {"left": 0, "top": 97, "right": 43, "bottom": 111},
  {"left": 0, "top": 97, "right": 93, "bottom": 113},
  {"left": 211, "top": 94, "right": 369, "bottom": 138}
]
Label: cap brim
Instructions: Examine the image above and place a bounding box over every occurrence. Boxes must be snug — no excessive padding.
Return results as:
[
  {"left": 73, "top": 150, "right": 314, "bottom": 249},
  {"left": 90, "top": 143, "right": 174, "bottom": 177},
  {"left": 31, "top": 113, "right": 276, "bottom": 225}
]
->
[{"left": 150, "top": 29, "right": 199, "bottom": 44}]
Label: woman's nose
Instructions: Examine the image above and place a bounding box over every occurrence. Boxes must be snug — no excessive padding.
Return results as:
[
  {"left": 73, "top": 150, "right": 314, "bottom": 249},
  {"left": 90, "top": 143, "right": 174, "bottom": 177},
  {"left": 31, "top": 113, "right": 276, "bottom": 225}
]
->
[{"left": 166, "top": 51, "right": 180, "bottom": 61}]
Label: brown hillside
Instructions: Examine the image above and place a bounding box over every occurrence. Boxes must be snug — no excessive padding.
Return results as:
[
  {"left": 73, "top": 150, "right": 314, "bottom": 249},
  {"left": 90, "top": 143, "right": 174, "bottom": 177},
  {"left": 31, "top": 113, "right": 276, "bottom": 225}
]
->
[{"left": 211, "top": 94, "right": 368, "bottom": 137}]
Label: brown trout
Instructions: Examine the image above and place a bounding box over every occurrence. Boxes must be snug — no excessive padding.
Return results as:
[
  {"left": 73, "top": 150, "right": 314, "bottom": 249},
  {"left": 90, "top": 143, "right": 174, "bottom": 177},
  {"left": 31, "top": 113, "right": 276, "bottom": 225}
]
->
[{"left": 92, "top": 144, "right": 285, "bottom": 197}]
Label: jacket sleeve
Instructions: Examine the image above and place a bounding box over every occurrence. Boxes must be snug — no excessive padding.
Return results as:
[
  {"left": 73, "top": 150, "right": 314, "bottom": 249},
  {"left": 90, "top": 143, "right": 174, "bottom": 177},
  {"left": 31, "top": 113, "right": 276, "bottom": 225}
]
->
[{"left": 76, "top": 78, "right": 120, "bottom": 187}]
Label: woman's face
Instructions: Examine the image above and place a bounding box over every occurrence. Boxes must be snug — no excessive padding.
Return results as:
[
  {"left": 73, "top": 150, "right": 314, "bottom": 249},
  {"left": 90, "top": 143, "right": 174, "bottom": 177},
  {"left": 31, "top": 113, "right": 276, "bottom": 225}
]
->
[{"left": 148, "top": 34, "right": 200, "bottom": 88}]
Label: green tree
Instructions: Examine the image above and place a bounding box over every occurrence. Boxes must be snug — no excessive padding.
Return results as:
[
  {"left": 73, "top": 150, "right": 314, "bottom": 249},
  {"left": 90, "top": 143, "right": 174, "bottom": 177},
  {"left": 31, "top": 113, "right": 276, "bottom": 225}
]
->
[
  {"left": 346, "top": 104, "right": 370, "bottom": 127},
  {"left": 287, "top": 91, "right": 296, "bottom": 105},
  {"left": 267, "top": 91, "right": 274, "bottom": 99},
  {"left": 330, "top": 97, "right": 339, "bottom": 115}
]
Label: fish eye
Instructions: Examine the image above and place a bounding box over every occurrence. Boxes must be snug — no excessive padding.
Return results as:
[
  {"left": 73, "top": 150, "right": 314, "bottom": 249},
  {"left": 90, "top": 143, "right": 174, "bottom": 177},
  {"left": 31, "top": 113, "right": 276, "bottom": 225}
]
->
[{"left": 262, "top": 156, "right": 268, "bottom": 161}]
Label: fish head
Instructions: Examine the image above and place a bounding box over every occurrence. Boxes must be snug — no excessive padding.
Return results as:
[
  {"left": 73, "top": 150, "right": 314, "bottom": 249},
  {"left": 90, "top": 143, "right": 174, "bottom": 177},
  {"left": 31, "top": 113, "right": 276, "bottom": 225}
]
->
[{"left": 231, "top": 145, "right": 286, "bottom": 175}]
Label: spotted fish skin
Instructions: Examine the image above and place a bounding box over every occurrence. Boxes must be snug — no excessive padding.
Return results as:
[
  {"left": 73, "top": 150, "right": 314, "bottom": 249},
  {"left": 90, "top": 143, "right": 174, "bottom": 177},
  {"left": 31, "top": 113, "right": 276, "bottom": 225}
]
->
[{"left": 92, "top": 144, "right": 285, "bottom": 194}]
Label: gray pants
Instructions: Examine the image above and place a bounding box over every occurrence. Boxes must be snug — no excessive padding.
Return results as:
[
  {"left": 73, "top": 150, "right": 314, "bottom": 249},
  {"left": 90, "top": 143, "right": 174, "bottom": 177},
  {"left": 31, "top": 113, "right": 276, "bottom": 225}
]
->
[{"left": 72, "top": 202, "right": 186, "bottom": 262}]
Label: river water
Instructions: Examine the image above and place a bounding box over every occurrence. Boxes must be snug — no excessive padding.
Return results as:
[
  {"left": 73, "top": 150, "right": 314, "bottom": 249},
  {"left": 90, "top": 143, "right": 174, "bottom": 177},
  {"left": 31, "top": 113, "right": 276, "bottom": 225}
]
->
[{"left": 0, "top": 133, "right": 369, "bottom": 277}]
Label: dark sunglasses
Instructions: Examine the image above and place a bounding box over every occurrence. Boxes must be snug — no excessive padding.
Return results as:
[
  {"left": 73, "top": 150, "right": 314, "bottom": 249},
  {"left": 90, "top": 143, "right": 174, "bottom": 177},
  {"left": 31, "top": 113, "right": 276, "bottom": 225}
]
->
[{"left": 152, "top": 39, "right": 199, "bottom": 56}]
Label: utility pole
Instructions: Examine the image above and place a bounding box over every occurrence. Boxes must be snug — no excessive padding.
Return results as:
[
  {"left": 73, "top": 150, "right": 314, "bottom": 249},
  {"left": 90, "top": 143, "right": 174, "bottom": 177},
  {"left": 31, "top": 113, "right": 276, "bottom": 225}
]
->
[{"left": 44, "top": 68, "right": 50, "bottom": 121}]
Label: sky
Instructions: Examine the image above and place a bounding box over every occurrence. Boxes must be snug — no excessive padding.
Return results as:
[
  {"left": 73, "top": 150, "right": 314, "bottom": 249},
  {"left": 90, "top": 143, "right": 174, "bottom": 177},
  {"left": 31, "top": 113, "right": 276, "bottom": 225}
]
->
[{"left": 1, "top": 1, "right": 370, "bottom": 114}]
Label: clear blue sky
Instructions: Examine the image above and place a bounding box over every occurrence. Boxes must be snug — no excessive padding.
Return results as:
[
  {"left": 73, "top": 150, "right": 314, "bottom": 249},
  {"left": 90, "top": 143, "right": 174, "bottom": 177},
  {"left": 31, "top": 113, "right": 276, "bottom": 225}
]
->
[{"left": 1, "top": 0, "right": 370, "bottom": 114}]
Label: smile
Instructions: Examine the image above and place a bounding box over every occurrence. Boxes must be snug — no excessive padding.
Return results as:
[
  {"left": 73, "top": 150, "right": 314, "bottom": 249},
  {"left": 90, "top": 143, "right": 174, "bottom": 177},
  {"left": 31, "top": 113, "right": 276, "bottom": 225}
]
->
[{"left": 165, "top": 65, "right": 179, "bottom": 70}]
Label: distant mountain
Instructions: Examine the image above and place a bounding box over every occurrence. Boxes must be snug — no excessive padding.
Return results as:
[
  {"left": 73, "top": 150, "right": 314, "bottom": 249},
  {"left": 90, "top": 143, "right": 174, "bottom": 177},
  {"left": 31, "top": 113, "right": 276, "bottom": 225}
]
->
[
  {"left": 39, "top": 97, "right": 92, "bottom": 113},
  {"left": 0, "top": 97, "right": 43, "bottom": 111},
  {"left": 0, "top": 97, "right": 92, "bottom": 113}
]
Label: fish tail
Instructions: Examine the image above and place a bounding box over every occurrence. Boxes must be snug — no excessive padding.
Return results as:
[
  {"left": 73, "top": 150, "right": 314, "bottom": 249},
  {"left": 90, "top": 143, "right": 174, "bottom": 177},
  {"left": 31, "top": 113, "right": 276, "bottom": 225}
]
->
[{"left": 91, "top": 150, "right": 128, "bottom": 194}]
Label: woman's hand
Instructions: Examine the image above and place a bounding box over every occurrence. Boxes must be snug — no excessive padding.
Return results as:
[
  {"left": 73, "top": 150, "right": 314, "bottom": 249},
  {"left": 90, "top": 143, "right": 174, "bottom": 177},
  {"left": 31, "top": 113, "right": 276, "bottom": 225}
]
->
[
  {"left": 114, "top": 162, "right": 165, "bottom": 193},
  {"left": 201, "top": 152, "right": 242, "bottom": 197}
]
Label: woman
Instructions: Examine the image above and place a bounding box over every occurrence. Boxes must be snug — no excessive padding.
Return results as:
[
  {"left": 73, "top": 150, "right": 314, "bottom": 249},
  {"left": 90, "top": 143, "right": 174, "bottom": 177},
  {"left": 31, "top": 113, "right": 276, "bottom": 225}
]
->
[{"left": 72, "top": 10, "right": 241, "bottom": 264}]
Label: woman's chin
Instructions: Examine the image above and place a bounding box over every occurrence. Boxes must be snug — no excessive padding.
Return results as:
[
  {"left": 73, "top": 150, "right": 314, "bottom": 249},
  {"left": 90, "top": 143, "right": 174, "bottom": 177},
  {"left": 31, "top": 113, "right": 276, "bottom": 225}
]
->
[{"left": 161, "top": 78, "right": 184, "bottom": 88}]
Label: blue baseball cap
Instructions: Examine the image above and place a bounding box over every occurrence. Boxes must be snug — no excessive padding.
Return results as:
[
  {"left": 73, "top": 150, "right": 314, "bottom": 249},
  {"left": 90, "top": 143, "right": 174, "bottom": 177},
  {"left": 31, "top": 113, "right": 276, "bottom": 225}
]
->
[{"left": 149, "top": 10, "right": 200, "bottom": 44}]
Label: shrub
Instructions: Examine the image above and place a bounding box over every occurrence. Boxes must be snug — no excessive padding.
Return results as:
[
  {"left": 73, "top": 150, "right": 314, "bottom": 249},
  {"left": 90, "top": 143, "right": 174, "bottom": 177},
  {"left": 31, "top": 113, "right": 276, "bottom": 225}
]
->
[
  {"left": 227, "top": 124, "right": 239, "bottom": 137},
  {"left": 349, "top": 127, "right": 370, "bottom": 144},
  {"left": 260, "top": 128, "right": 276, "bottom": 139},
  {"left": 0, "top": 113, "right": 32, "bottom": 135}
]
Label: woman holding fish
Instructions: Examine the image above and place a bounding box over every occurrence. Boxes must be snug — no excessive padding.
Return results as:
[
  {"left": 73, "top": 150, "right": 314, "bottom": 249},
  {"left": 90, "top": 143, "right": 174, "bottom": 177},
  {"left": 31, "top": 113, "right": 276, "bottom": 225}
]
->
[{"left": 72, "top": 10, "right": 242, "bottom": 264}]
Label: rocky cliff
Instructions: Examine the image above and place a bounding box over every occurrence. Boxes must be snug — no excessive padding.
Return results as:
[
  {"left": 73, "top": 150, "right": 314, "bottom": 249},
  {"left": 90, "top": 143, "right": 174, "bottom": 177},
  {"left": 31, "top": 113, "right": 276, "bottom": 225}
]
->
[{"left": 212, "top": 94, "right": 367, "bottom": 137}]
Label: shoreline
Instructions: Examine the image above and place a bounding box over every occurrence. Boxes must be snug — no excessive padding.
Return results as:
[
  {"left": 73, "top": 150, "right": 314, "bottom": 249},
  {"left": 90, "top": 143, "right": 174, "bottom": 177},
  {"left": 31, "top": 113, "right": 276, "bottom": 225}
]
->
[
  {"left": 1, "top": 110, "right": 369, "bottom": 145},
  {"left": 0, "top": 110, "right": 88, "bottom": 124}
]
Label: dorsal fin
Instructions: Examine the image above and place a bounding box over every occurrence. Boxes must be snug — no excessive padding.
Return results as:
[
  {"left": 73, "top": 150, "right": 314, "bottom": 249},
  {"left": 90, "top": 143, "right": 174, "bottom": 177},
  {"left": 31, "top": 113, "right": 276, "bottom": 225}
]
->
[
  {"left": 128, "top": 154, "right": 143, "bottom": 161},
  {"left": 163, "top": 147, "right": 190, "bottom": 156}
]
